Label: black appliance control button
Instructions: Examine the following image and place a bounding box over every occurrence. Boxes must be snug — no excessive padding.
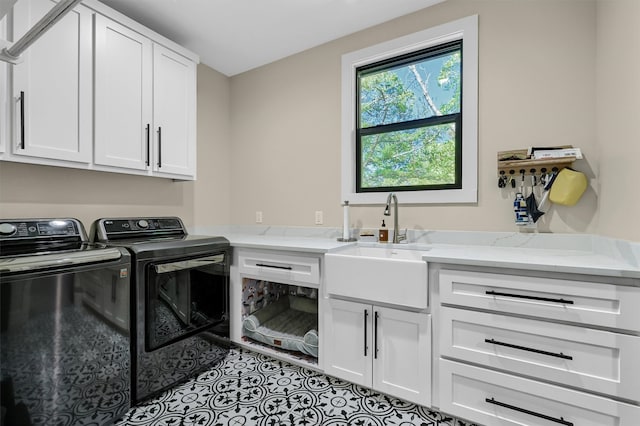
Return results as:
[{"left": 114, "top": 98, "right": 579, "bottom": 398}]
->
[
  {"left": 0, "top": 223, "right": 17, "bottom": 236},
  {"left": 137, "top": 219, "right": 149, "bottom": 229}
]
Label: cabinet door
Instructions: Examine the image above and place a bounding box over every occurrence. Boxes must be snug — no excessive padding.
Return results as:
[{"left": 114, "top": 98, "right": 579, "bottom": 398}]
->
[
  {"left": 323, "top": 298, "right": 372, "bottom": 387},
  {"left": 12, "top": 0, "right": 91, "bottom": 163},
  {"left": 373, "top": 307, "right": 431, "bottom": 406},
  {"left": 94, "top": 14, "right": 152, "bottom": 170},
  {"left": 152, "top": 44, "right": 196, "bottom": 177},
  {"left": 0, "top": 16, "right": 7, "bottom": 154}
]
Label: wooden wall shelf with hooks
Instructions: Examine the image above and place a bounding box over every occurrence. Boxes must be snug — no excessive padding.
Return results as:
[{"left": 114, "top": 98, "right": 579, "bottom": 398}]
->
[{"left": 497, "top": 148, "right": 576, "bottom": 175}]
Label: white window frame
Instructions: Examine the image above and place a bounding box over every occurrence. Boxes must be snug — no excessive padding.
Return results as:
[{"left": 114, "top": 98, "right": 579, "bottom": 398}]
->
[{"left": 341, "top": 15, "right": 478, "bottom": 204}]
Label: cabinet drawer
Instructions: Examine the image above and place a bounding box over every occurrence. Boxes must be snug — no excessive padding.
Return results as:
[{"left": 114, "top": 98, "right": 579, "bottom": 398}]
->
[
  {"left": 439, "top": 359, "right": 640, "bottom": 426},
  {"left": 440, "top": 307, "right": 640, "bottom": 401},
  {"left": 439, "top": 270, "right": 640, "bottom": 331},
  {"left": 238, "top": 251, "right": 320, "bottom": 286}
]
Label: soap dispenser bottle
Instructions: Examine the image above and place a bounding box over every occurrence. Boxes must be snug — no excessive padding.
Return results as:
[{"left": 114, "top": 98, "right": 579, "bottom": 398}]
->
[{"left": 378, "top": 220, "right": 388, "bottom": 243}]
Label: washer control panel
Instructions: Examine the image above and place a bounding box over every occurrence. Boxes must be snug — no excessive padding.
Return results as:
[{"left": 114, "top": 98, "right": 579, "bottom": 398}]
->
[{"left": 0, "top": 219, "right": 81, "bottom": 240}]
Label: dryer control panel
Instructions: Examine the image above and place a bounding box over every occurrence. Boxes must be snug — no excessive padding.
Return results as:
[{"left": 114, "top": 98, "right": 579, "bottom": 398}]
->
[{"left": 93, "top": 217, "right": 186, "bottom": 241}]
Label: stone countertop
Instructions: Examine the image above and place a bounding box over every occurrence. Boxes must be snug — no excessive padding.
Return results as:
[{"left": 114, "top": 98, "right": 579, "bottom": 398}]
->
[
  {"left": 191, "top": 225, "right": 640, "bottom": 279},
  {"left": 419, "top": 245, "right": 639, "bottom": 279},
  {"left": 220, "top": 233, "right": 349, "bottom": 253}
]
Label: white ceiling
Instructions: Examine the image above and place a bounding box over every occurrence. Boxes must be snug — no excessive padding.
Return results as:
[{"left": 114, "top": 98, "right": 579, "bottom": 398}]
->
[{"left": 100, "top": 0, "right": 445, "bottom": 76}]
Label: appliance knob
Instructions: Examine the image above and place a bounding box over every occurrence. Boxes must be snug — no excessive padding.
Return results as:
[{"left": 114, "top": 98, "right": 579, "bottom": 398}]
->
[
  {"left": 137, "top": 219, "right": 149, "bottom": 229},
  {"left": 0, "top": 223, "right": 17, "bottom": 236}
]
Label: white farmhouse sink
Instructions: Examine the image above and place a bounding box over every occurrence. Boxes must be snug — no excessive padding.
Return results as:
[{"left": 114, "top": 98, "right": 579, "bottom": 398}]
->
[{"left": 325, "top": 244, "right": 429, "bottom": 309}]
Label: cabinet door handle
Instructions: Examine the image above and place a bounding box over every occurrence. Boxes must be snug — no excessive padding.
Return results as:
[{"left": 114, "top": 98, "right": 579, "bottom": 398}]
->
[
  {"left": 19, "top": 91, "right": 25, "bottom": 149},
  {"left": 145, "top": 124, "right": 150, "bottom": 166},
  {"left": 363, "top": 309, "right": 368, "bottom": 357},
  {"left": 374, "top": 311, "right": 379, "bottom": 359},
  {"left": 485, "top": 338, "right": 573, "bottom": 360},
  {"left": 485, "top": 290, "right": 574, "bottom": 305},
  {"left": 485, "top": 397, "right": 574, "bottom": 426},
  {"left": 157, "top": 127, "right": 162, "bottom": 168},
  {"left": 255, "top": 263, "right": 293, "bottom": 271}
]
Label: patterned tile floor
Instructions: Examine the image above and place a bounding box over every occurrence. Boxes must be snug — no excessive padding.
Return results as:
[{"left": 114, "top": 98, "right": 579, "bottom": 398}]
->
[{"left": 116, "top": 347, "right": 466, "bottom": 426}]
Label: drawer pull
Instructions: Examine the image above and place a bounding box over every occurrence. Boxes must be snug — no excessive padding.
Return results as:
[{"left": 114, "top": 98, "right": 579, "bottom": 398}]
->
[
  {"left": 485, "top": 397, "right": 574, "bottom": 426},
  {"left": 485, "top": 338, "right": 573, "bottom": 360},
  {"left": 255, "top": 263, "right": 293, "bottom": 271},
  {"left": 486, "top": 290, "right": 574, "bottom": 305}
]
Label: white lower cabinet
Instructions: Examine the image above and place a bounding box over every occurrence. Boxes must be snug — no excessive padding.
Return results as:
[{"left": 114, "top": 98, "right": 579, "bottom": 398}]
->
[
  {"left": 231, "top": 249, "right": 321, "bottom": 370},
  {"left": 440, "top": 307, "right": 640, "bottom": 401},
  {"left": 439, "top": 269, "right": 640, "bottom": 332},
  {"left": 435, "top": 265, "right": 640, "bottom": 426},
  {"left": 440, "top": 359, "right": 640, "bottom": 426},
  {"left": 323, "top": 298, "right": 431, "bottom": 406}
]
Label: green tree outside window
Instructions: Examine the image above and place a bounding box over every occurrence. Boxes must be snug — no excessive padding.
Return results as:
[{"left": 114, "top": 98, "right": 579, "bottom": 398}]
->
[{"left": 356, "top": 41, "right": 462, "bottom": 192}]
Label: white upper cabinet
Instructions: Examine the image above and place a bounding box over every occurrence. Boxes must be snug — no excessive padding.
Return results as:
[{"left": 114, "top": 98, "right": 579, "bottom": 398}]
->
[
  {"left": 1, "top": 16, "right": 8, "bottom": 154},
  {"left": 93, "top": 15, "right": 196, "bottom": 179},
  {"left": 94, "top": 14, "right": 152, "bottom": 171},
  {"left": 152, "top": 44, "right": 196, "bottom": 177},
  {"left": 3, "top": 0, "right": 198, "bottom": 179},
  {"left": 11, "top": 0, "right": 92, "bottom": 163}
]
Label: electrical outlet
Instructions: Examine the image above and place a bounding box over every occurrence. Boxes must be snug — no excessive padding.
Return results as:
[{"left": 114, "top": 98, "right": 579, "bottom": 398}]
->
[
  {"left": 255, "top": 211, "right": 263, "bottom": 223},
  {"left": 315, "top": 211, "right": 323, "bottom": 225}
]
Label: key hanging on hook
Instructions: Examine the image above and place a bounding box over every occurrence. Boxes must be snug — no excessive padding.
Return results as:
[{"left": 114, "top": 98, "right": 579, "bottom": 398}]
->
[
  {"left": 530, "top": 168, "right": 537, "bottom": 186},
  {"left": 540, "top": 168, "right": 547, "bottom": 186},
  {"left": 498, "top": 170, "right": 509, "bottom": 188}
]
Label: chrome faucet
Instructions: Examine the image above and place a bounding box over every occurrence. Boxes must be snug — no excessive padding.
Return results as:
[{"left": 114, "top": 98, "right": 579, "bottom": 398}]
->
[{"left": 383, "top": 192, "right": 407, "bottom": 243}]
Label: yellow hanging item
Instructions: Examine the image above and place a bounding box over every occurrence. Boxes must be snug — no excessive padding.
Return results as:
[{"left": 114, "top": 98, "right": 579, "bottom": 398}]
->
[{"left": 549, "top": 168, "right": 588, "bottom": 206}]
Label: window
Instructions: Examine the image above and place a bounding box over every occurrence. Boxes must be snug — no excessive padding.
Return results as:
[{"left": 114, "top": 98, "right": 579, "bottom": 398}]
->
[
  {"left": 357, "top": 41, "right": 462, "bottom": 193},
  {"left": 342, "top": 16, "right": 478, "bottom": 204}
]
